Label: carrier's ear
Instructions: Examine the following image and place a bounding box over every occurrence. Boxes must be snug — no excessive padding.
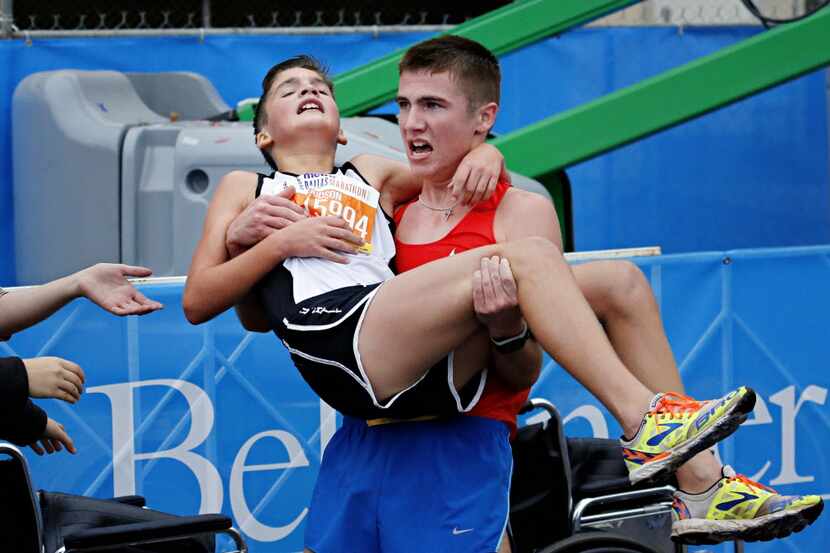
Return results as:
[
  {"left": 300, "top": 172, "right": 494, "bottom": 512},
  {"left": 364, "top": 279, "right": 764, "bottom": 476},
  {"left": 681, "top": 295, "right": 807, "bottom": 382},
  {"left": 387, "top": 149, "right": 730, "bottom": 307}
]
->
[
  {"left": 474, "top": 102, "right": 498, "bottom": 136},
  {"left": 337, "top": 127, "right": 348, "bottom": 146},
  {"left": 256, "top": 130, "right": 274, "bottom": 150}
]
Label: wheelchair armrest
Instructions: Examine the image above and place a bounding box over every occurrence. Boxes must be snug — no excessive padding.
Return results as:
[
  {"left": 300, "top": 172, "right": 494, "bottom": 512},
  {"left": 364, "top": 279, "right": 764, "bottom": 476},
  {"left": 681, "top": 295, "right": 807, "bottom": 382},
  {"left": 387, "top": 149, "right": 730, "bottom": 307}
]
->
[
  {"left": 519, "top": 398, "right": 558, "bottom": 417},
  {"left": 64, "top": 513, "right": 246, "bottom": 552},
  {"left": 572, "top": 485, "right": 676, "bottom": 533},
  {"left": 110, "top": 495, "right": 146, "bottom": 507}
]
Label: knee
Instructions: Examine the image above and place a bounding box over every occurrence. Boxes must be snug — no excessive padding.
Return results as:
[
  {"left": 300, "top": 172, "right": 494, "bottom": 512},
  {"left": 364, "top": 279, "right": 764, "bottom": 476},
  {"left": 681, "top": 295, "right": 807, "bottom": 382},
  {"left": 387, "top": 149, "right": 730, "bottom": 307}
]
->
[
  {"left": 600, "top": 260, "right": 653, "bottom": 317},
  {"left": 502, "top": 236, "right": 564, "bottom": 276},
  {"left": 507, "top": 236, "right": 563, "bottom": 263}
]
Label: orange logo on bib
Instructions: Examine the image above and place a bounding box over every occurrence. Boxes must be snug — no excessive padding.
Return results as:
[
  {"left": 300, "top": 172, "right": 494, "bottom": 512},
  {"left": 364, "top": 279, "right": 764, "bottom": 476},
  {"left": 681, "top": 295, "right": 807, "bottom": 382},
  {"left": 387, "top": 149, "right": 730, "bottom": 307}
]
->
[{"left": 262, "top": 172, "right": 379, "bottom": 254}]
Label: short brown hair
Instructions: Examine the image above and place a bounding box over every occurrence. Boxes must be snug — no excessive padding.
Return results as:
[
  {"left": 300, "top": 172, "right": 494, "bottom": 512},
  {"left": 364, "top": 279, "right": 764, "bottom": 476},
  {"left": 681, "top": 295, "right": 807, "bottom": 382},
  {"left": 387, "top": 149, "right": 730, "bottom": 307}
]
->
[
  {"left": 254, "top": 55, "right": 334, "bottom": 169},
  {"left": 399, "top": 36, "right": 500, "bottom": 110}
]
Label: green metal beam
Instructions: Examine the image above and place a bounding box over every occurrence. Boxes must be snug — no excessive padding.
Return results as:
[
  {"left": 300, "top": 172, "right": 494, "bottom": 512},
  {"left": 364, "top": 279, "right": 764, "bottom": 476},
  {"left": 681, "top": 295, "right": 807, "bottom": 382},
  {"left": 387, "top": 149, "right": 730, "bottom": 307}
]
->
[
  {"left": 333, "top": 0, "right": 641, "bottom": 116},
  {"left": 491, "top": 6, "right": 830, "bottom": 177}
]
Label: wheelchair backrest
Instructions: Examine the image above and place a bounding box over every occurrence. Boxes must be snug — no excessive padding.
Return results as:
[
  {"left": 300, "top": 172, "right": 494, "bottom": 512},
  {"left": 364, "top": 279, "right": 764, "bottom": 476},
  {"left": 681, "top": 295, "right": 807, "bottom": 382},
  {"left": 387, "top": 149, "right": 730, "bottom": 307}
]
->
[
  {"left": 510, "top": 401, "right": 573, "bottom": 552},
  {"left": 0, "top": 443, "right": 42, "bottom": 553}
]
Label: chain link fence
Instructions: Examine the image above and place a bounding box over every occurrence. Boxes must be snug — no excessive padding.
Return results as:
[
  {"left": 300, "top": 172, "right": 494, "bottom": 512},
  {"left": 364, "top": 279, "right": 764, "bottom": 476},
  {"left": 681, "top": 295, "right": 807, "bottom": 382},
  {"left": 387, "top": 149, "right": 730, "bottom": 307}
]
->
[
  {"left": 592, "top": 0, "right": 808, "bottom": 26},
  {"left": 0, "top": 0, "right": 817, "bottom": 36},
  {"left": 2, "top": 0, "right": 508, "bottom": 33}
]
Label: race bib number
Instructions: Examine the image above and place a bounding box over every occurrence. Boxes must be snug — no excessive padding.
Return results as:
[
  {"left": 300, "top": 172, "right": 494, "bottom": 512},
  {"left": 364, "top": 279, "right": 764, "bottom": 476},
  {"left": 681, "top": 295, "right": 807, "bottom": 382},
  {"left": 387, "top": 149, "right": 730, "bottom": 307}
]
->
[{"left": 261, "top": 172, "right": 378, "bottom": 253}]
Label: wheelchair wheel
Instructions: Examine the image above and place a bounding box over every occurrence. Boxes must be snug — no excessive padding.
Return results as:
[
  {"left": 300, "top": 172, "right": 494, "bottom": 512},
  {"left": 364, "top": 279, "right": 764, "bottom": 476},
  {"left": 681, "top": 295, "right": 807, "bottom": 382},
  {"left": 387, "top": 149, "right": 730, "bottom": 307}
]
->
[{"left": 537, "top": 530, "right": 662, "bottom": 553}]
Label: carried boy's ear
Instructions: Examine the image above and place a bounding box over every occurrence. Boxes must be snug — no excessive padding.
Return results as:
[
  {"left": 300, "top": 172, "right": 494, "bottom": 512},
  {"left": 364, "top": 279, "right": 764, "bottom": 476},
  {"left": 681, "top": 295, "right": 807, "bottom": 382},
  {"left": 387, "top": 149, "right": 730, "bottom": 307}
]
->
[
  {"left": 474, "top": 102, "right": 499, "bottom": 136},
  {"left": 256, "top": 130, "right": 274, "bottom": 150},
  {"left": 337, "top": 127, "right": 348, "bottom": 146}
]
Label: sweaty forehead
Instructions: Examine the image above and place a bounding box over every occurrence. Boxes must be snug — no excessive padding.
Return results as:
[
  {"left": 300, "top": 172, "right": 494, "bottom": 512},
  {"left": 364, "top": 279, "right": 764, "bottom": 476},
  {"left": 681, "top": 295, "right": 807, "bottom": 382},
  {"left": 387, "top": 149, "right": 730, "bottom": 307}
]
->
[{"left": 273, "top": 68, "right": 328, "bottom": 90}]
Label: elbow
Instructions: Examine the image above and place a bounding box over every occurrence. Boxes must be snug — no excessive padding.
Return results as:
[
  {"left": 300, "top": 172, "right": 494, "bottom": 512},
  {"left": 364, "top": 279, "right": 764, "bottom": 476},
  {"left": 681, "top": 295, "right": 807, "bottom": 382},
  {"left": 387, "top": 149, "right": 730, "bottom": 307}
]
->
[
  {"left": 182, "top": 290, "right": 210, "bottom": 325},
  {"left": 183, "top": 305, "right": 207, "bottom": 326},
  {"left": 234, "top": 306, "right": 272, "bottom": 333},
  {"left": 505, "top": 363, "right": 542, "bottom": 392}
]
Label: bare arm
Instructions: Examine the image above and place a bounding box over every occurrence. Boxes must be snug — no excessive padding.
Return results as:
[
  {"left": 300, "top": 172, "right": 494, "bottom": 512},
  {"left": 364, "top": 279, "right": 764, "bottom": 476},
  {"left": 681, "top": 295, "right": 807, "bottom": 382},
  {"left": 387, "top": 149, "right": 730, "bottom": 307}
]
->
[
  {"left": 225, "top": 185, "right": 307, "bottom": 332},
  {"left": 473, "top": 255, "right": 542, "bottom": 391},
  {"left": 0, "top": 264, "right": 162, "bottom": 339},
  {"left": 351, "top": 142, "right": 506, "bottom": 209},
  {"left": 184, "top": 171, "right": 287, "bottom": 324}
]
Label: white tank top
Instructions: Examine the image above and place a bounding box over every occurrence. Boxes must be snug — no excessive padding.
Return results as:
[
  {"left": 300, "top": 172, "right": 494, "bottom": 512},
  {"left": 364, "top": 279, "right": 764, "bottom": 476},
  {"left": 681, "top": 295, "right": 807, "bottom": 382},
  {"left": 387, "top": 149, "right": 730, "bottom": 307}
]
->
[{"left": 258, "top": 164, "right": 396, "bottom": 303}]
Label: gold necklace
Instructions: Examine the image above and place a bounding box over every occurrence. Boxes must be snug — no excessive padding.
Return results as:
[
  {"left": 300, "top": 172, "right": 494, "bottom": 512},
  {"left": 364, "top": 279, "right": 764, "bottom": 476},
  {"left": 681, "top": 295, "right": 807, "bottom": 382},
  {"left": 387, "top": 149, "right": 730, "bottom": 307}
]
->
[{"left": 418, "top": 194, "right": 458, "bottom": 221}]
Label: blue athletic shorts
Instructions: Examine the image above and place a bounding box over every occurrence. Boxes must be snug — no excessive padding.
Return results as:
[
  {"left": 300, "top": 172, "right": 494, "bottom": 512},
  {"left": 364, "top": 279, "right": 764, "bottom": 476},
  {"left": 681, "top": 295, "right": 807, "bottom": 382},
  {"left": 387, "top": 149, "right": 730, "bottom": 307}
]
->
[{"left": 305, "top": 415, "right": 513, "bottom": 553}]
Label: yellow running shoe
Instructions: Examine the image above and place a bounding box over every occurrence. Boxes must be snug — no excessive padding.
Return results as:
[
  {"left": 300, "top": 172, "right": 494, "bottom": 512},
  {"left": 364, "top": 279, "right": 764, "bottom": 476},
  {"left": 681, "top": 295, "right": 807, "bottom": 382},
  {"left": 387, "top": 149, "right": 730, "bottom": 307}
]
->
[
  {"left": 672, "top": 465, "right": 824, "bottom": 544},
  {"left": 621, "top": 387, "right": 756, "bottom": 484}
]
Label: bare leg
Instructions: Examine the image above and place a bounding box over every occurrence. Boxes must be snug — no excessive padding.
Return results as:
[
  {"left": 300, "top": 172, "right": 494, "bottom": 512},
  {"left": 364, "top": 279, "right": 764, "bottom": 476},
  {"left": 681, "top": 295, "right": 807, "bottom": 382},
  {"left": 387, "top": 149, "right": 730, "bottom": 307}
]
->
[
  {"left": 574, "top": 261, "right": 679, "bottom": 391},
  {"left": 359, "top": 237, "right": 654, "bottom": 437},
  {"left": 573, "top": 260, "right": 722, "bottom": 492}
]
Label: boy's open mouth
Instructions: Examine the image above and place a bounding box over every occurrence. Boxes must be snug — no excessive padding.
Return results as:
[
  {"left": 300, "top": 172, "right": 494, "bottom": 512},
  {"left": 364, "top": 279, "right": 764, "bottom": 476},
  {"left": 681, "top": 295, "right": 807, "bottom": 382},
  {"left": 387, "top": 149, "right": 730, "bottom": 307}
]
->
[{"left": 298, "top": 99, "right": 324, "bottom": 114}]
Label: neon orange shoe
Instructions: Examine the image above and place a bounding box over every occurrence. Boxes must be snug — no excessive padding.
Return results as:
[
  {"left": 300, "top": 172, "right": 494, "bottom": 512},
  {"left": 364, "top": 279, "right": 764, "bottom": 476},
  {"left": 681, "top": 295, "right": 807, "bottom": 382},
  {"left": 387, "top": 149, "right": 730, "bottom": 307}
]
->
[
  {"left": 672, "top": 466, "right": 824, "bottom": 544},
  {"left": 621, "top": 387, "right": 756, "bottom": 484}
]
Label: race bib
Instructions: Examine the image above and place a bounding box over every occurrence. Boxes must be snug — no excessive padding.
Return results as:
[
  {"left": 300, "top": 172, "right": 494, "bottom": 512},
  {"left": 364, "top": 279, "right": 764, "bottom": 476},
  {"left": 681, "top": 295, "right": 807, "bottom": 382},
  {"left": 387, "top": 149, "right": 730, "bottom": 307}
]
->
[{"left": 261, "top": 172, "right": 378, "bottom": 253}]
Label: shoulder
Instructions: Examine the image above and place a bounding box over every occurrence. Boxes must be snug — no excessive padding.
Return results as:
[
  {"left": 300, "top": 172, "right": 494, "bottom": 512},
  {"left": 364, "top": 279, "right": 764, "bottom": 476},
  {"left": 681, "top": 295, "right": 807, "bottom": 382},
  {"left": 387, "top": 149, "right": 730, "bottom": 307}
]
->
[
  {"left": 350, "top": 154, "right": 407, "bottom": 191},
  {"left": 495, "top": 188, "right": 560, "bottom": 244},
  {"left": 213, "top": 170, "right": 259, "bottom": 206},
  {"left": 499, "top": 188, "right": 556, "bottom": 218}
]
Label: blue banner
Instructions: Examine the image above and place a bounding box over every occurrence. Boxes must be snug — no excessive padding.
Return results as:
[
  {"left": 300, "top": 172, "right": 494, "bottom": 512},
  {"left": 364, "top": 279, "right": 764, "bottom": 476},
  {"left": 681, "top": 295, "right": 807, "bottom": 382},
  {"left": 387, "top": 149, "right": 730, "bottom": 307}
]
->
[
  {"left": 2, "top": 28, "right": 829, "bottom": 285},
  {"left": 3, "top": 246, "right": 829, "bottom": 552}
]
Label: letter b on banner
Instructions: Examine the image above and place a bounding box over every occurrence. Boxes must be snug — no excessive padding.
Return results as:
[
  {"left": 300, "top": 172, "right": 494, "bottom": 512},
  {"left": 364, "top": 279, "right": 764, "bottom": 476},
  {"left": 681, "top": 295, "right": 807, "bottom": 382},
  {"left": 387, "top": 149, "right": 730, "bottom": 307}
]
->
[{"left": 89, "top": 379, "right": 223, "bottom": 513}]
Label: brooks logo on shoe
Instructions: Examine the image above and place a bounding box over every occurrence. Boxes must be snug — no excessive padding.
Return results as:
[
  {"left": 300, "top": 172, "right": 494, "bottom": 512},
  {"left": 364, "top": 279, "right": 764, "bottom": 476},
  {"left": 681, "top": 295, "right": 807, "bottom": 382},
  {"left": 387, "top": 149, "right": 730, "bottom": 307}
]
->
[
  {"left": 716, "top": 491, "right": 758, "bottom": 511},
  {"left": 695, "top": 396, "right": 731, "bottom": 430},
  {"left": 646, "top": 422, "right": 683, "bottom": 446}
]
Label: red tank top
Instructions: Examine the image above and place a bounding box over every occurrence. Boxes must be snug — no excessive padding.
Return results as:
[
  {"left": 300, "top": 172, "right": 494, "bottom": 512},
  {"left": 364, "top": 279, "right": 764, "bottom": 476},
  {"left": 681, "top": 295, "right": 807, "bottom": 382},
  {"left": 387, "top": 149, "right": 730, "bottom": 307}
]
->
[{"left": 393, "top": 180, "right": 530, "bottom": 435}]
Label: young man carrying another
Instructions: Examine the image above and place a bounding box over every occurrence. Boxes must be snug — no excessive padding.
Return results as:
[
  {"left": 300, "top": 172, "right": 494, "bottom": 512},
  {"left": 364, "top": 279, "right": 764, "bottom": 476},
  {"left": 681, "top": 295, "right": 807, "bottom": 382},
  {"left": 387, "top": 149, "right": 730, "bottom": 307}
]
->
[{"left": 224, "top": 37, "right": 823, "bottom": 551}]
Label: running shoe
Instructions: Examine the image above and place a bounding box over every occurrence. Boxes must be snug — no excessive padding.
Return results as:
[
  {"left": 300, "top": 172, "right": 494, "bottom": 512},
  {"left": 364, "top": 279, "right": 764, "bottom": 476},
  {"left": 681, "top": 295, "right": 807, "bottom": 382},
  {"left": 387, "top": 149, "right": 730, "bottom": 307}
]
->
[
  {"left": 672, "top": 465, "right": 824, "bottom": 544},
  {"left": 621, "top": 387, "right": 756, "bottom": 484}
]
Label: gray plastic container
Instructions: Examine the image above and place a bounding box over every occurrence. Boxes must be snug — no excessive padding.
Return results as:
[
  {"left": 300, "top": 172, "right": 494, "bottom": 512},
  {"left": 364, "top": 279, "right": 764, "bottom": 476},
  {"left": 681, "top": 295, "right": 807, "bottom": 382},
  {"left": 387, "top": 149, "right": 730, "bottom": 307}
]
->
[{"left": 13, "top": 70, "right": 166, "bottom": 284}]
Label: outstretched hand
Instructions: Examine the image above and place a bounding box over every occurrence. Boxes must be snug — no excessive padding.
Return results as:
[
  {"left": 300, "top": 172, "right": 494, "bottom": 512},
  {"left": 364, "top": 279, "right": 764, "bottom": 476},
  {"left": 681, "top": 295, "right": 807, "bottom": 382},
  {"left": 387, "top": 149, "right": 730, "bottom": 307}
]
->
[
  {"left": 24, "top": 356, "right": 85, "bottom": 403},
  {"left": 226, "top": 185, "right": 307, "bottom": 258},
  {"left": 30, "top": 418, "right": 76, "bottom": 455},
  {"left": 450, "top": 143, "right": 508, "bottom": 206},
  {"left": 76, "top": 263, "right": 163, "bottom": 316}
]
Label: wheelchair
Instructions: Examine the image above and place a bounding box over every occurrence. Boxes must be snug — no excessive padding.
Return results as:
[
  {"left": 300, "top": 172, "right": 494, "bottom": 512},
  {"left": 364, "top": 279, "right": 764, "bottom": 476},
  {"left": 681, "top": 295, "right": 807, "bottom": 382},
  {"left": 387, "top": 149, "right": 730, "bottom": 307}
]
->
[
  {"left": 509, "top": 398, "right": 743, "bottom": 553},
  {"left": 0, "top": 442, "right": 247, "bottom": 553}
]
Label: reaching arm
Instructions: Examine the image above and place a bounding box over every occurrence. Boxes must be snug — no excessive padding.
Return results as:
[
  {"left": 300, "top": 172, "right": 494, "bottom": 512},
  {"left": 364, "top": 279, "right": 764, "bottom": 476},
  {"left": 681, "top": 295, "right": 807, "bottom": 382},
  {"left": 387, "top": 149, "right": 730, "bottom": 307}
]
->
[
  {"left": 351, "top": 142, "right": 506, "bottom": 209},
  {"left": 0, "top": 264, "right": 162, "bottom": 339}
]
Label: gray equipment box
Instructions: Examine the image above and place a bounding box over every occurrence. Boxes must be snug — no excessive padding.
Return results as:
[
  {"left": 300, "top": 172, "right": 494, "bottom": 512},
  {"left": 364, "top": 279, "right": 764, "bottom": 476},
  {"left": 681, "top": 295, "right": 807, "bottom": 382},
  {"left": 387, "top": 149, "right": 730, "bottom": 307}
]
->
[{"left": 13, "top": 70, "right": 549, "bottom": 283}]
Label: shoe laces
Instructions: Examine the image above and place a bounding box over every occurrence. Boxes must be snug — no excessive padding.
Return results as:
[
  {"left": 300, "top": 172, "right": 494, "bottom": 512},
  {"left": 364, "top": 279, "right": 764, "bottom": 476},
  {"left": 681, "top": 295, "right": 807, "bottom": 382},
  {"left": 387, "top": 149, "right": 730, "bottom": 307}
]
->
[
  {"left": 651, "top": 391, "right": 703, "bottom": 417},
  {"left": 728, "top": 472, "right": 776, "bottom": 494}
]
